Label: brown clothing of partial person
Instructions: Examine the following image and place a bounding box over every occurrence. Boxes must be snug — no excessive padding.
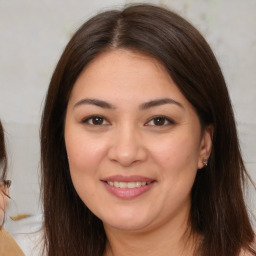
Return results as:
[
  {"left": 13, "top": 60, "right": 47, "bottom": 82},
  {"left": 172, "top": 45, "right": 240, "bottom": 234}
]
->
[{"left": 0, "top": 227, "right": 25, "bottom": 256}]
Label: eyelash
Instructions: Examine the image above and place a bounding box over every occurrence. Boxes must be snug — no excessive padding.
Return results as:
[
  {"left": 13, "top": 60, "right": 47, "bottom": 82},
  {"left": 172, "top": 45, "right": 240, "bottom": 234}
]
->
[
  {"left": 145, "top": 115, "right": 175, "bottom": 127},
  {"left": 82, "top": 115, "right": 110, "bottom": 126},
  {"left": 82, "top": 115, "right": 175, "bottom": 127}
]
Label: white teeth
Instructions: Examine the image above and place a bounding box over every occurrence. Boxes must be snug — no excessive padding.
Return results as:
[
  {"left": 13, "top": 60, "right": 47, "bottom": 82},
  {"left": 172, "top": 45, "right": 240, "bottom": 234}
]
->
[
  {"left": 119, "top": 182, "right": 127, "bottom": 188},
  {"left": 127, "top": 182, "right": 135, "bottom": 188},
  {"left": 107, "top": 181, "right": 150, "bottom": 188},
  {"left": 135, "top": 182, "right": 141, "bottom": 188}
]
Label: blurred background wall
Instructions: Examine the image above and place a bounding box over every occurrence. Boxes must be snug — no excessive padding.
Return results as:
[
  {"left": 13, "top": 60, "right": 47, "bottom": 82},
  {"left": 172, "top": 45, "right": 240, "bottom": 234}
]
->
[{"left": 0, "top": 0, "right": 255, "bottom": 220}]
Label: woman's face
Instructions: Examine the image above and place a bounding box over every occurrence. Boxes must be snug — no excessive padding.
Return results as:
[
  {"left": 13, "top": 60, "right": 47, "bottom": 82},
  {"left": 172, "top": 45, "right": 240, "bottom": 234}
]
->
[{"left": 65, "top": 49, "right": 212, "bottom": 232}]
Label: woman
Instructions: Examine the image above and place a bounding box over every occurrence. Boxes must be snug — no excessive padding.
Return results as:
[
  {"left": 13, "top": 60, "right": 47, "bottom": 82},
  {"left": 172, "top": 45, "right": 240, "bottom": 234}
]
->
[
  {"left": 0, "top": 121, "right": 25, "bottom": 256},
  {"left": 41, "top": 4, "right": 255, "bottom": 256},
  {"left": 0, "top": 121, "right": 9, "bottom": 227}
]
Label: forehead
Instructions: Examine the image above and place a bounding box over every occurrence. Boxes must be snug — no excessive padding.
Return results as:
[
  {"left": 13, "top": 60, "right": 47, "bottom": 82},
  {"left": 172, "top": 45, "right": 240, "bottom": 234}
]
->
[
  {"left": 69, "top": 49, "right": 185, "bottom": 103},
  {"left": 81, "top": 49, "right": 170, "bottom": 81}
]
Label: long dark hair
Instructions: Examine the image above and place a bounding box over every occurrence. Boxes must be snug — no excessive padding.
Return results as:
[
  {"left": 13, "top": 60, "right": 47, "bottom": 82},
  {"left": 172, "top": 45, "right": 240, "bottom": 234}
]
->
[
  {"left": 0, "top": 121, "right": 7, "bottom": 181},
  {"left": 41, "top": 4, "right": 255, "bottom": 256},
  {"left": 0, "top": 120, "right": 9, "bottom": 222}
]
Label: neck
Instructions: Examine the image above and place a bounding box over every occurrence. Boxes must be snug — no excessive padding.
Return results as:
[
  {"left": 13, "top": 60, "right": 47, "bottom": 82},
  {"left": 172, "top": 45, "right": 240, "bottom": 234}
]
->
[{"left": 103, "top": 214, "right": 199, "bottom": 256}]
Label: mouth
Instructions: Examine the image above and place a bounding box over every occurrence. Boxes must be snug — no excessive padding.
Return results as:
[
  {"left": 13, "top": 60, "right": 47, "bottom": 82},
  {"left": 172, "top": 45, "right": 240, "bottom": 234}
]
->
[
  {"left": 101, "top": 175, "right": 156, "bottom": 199},
  {"left": 104, "top": 181, "right": 153, "bottom": 188}
]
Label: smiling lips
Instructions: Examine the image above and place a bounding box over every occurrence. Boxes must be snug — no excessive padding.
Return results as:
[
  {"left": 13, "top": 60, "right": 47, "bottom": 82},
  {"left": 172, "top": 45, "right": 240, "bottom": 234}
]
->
[
  {"left": 107, "top": 181, "right": 151, "bottom": 188},
  {"left": 101, "top": 175, "right": 156, "bottom": 199}
]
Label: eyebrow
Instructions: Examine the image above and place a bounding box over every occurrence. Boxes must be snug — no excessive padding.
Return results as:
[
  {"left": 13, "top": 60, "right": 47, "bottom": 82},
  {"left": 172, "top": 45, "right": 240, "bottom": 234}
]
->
[
  {"left": 73, "top": 98, "right": 115, "bottom": 109},
  {"left": 73, "top": 97, "right": 183, "bottom": 110},
  {"left": 139, "top": 98, "right": 184, "bottom": 110}
]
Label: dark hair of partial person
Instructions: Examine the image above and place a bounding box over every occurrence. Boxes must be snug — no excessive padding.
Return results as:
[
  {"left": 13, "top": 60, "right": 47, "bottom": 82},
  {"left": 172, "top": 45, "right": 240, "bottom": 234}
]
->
[
  {"left": 0, "top": 120, "right": 10, "bottom": 209},
  {"left": 40, "top": 4, "right": 255, "bottom": 256},
  {"left": 0, "top": 121, "right": 7, "bottom": 182}
]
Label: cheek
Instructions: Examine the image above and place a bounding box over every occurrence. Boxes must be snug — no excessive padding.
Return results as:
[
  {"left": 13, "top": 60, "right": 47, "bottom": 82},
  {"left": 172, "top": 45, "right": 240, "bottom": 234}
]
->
[
  {"left": 151, "top": 133, "right": 200, "bottom": 171},
  {"left": 150, "top": 135, "right": 200, "bottom": 215},
  {"left": 65, "top": 131, "right": 107, "bottom": 174},
  {"left": 65, "top": 129, "right": 110, "bottom": 202},
  {"left": 65, "top": 138, "right": 99, "bottom": 204},
  {"left": 149, "top": 131, "right": 200, "bottom": 200}
]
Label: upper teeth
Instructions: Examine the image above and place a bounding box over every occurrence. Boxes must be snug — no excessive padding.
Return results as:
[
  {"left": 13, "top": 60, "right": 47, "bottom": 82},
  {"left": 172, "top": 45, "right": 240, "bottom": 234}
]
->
[{"left": 107, "top": 181, "right": 149, "bottom": 188}]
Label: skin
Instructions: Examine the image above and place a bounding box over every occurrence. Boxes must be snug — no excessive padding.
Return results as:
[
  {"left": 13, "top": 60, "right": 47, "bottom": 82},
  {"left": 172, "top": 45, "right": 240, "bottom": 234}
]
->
[
  {"left": 0, "top": 184, "right": 8, "bottom": 226},
  {"left": 65, "top": 49, "right": 213, "bottom": 256}
]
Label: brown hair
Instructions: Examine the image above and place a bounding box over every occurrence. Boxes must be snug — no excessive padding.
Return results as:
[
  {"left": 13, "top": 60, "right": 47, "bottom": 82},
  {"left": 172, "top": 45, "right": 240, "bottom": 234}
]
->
[
  {"left": 0, "top": 120, "right": 9, "bottom": 222},
  {"left": 41, "top": 4, "right": 255, "bottom": 256},
  {"left": 0, "top": 121, "right": 7, "bottom": 181}
]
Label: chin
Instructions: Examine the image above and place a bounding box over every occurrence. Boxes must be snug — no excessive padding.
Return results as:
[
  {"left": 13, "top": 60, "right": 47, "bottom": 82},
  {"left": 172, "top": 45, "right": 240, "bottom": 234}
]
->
[
  {"left": 100, "top": 210, "right": 155, "bottom": 232},
  {"left": 104, "top": 219, "right": 150, "bottom": 232}
]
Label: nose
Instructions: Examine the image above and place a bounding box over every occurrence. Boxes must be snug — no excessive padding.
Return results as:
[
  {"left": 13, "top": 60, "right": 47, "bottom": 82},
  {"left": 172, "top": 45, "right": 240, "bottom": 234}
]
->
[{"left": 107, "top": 125, "right": 147, "bottom": 167}]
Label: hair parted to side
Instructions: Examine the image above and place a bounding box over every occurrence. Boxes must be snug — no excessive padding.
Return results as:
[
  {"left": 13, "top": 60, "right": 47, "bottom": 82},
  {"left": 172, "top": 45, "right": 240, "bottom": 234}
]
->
[
  {"left": 0, "top": 121, "right": 7, "bottom": 181},
  {"left": 41, "top": 4, "right": 255, "bottom": 256}
]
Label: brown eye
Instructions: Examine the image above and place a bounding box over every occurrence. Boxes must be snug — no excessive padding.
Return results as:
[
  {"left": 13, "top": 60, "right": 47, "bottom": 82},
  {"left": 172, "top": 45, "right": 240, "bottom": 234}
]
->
[
  {"left": 91, "top": 117, "right": 104, "bottom": 125},
  {"left": 146, "top": 116, "right": 174, "bottom": 127},
  {"left": 83, "top": 116, "right": 109, "bottom": 126},
  {"left": 153, "top": 117, "right": 166, "bottom": 126}
]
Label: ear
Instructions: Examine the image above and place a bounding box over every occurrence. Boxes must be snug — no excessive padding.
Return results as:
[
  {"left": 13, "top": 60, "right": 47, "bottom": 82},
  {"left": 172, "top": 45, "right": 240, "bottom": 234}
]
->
[{"left": 197, "top": 125, "right": 213, "bottom": 169}]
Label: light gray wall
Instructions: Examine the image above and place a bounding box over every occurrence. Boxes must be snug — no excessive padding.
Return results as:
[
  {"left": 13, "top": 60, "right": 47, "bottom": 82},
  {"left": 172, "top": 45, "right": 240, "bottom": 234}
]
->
[{"left": 0, "top": 0, "right": 255, "bottom": 219}]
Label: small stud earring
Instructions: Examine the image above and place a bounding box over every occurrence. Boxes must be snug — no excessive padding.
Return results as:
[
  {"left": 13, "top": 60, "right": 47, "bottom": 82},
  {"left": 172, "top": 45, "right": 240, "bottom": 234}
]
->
[{"left": 202, "top": 158, "right": 208, "bottom": 167}]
